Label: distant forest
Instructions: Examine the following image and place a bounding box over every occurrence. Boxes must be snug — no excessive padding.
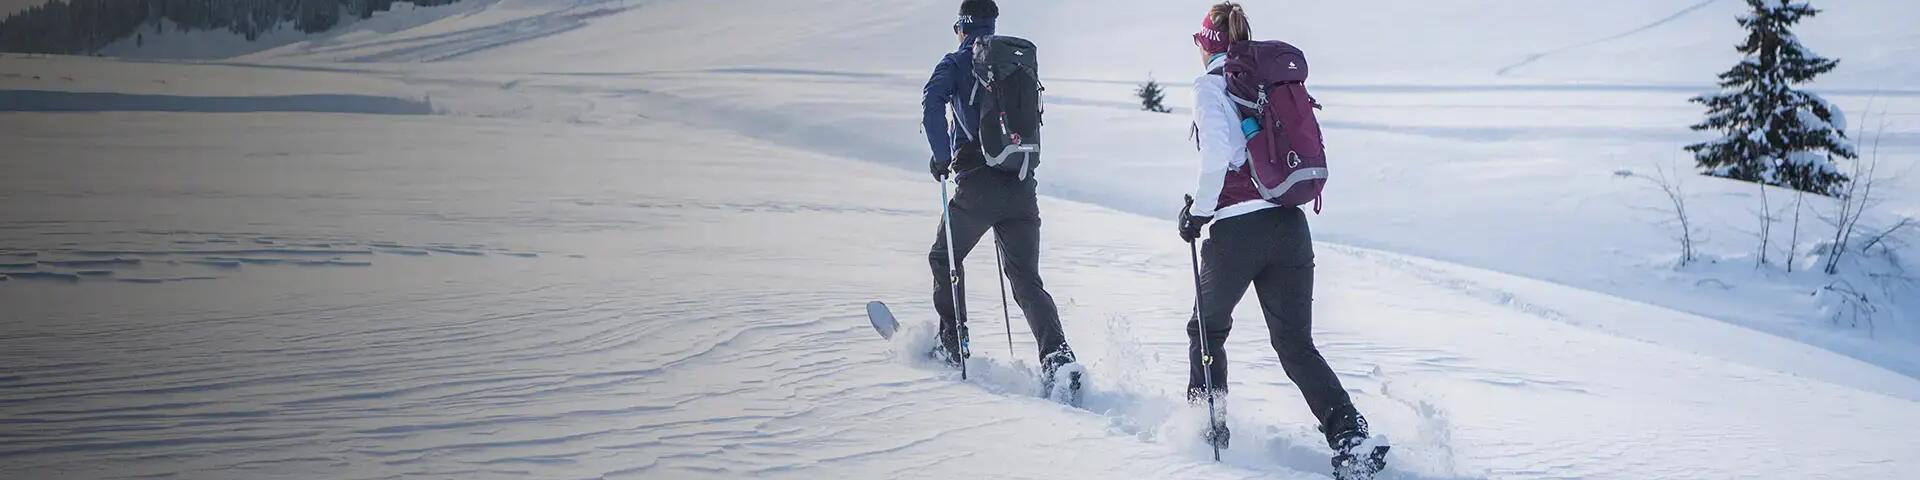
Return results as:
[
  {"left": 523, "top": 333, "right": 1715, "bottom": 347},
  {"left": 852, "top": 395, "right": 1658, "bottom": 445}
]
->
[{"left": 0, "top": 0, "right": 467, "bottom": 55}]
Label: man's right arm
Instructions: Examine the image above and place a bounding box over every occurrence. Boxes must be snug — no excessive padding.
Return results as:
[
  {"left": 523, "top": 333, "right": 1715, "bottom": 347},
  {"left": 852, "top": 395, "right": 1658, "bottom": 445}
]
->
[{"left": 922, "top": 55, "right": 958, "bottom": 164}]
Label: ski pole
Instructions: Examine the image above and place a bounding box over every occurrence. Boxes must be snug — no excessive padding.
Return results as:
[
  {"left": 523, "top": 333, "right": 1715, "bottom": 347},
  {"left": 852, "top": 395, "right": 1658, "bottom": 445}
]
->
[
  {"left": 1185, "top": 195, "right": 1221, "bottom": 462},
  {"left": 941, "top": 169, "right": 967, "bottom": 380},
  {"left": 993, "top": 232, "right": 1014, "bottom": 359}
]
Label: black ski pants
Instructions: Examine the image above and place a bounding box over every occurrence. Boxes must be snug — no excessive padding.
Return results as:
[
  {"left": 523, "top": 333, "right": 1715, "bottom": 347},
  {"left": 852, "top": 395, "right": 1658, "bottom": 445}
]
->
[
  {"left": 930, "top": 170, "right": 1068, "bottom": 362},
  {"left": 1187, "top": 206, "right": 1353, "bottom": 424}
]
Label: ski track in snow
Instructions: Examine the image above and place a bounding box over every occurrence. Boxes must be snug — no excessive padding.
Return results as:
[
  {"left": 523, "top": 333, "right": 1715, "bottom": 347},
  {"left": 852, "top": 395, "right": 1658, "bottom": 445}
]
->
[
  {"left": 0, "top": 227, "right": 541, "bottom": 285},
  {"left": 295, "top": 1, "right": 635, "bottom": 63},
  {"left": 0, "top": 90, "right": 433, "bottom": 115},
  {"left": 1495, "top": 0, "right": 1725, "bottom": 77}
]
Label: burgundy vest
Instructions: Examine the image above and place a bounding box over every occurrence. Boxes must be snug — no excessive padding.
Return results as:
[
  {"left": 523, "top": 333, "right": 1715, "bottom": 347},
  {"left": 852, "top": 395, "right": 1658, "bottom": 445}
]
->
[{"left": 1217, "top": 165, "right": 1262, "bottom": 211}]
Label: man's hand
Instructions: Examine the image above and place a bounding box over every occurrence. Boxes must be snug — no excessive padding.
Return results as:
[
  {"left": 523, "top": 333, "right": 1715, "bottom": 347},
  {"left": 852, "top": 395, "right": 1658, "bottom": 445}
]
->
[{"left": 930, "top": 156, "right": 953, "bottom": 181}]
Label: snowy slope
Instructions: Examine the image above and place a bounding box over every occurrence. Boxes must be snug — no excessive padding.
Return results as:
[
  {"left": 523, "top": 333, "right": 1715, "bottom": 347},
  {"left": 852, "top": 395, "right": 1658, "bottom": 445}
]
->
[
  {"left": 5, "top": 109, "right": 1918, "bottom": 480},
  {"left": 499, "top": 0, "right": 1919, "bottom": 373},
  {"left": 4, "top": 0, "right": 1920, "bottom": 479}
]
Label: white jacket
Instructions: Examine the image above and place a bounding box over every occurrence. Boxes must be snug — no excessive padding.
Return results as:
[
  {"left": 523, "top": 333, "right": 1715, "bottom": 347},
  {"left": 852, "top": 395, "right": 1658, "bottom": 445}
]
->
[{"left": 1190, "top": 54, "right": 1278, "bottom": 221}]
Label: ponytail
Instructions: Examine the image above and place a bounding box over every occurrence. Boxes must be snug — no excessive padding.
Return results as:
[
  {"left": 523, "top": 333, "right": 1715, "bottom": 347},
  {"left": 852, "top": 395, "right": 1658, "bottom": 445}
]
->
[{"left": 1209, "top": 2, "right": 1252, "bottom": 43}]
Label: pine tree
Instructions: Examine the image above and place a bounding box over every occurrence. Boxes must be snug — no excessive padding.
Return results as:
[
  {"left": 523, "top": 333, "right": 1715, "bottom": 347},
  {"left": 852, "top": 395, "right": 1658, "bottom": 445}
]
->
[
  {"left": 1686, "top": 0, "right": 1854, "bottom": 196},
  {"left": 1137, "top": 77, "right": 1170, "bottom": 113}
]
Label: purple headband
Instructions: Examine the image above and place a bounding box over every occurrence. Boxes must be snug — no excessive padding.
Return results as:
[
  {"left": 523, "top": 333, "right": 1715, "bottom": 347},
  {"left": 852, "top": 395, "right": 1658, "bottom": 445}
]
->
[{"left": 1193, "top": 16, "right": 1229, "bottom": 54}]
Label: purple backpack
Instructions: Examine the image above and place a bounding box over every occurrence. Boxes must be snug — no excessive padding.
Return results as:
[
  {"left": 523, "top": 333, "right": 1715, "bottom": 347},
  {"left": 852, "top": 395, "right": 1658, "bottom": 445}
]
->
[{"left": 1223, "top": 41, "right": 1327, "bottom": 211}]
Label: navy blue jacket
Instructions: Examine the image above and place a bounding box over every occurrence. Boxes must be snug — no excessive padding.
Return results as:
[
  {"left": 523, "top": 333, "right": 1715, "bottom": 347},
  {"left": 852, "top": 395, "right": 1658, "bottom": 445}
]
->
[{"left": 923, "top": 34, "right": 988, "bottom": 169}]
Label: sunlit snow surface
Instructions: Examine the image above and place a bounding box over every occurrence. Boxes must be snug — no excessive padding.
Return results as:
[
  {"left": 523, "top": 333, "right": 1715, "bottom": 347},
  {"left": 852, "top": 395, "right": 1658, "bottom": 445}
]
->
[{"left": 4, "top": 0, "right": 1920, "bottom": 478}]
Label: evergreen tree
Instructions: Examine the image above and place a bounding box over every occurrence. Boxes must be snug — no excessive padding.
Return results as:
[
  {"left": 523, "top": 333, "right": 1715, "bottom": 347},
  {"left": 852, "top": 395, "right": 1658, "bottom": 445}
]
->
[
  {"left": 1136, "top": 77, "right": 1170, "bottom": 113},
  {"left": 1686, "top": 0, "right": 1854, "bottom": 196}
]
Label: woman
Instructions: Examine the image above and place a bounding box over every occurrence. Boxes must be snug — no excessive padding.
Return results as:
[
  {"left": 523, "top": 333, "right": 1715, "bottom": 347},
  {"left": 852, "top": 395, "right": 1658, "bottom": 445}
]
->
[{"left": 1178, "top": 1, "right": 1380, "bottom": 466}]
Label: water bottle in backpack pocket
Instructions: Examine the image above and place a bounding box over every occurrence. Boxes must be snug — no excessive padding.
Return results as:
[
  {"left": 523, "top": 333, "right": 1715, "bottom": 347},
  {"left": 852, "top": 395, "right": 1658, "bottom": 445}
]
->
[
  {"left": 1223, "top": 41, "right": 1327, "bottom": 211},
  {"left": 970, "top": 35, "right": 1043, "bottom": 181}
]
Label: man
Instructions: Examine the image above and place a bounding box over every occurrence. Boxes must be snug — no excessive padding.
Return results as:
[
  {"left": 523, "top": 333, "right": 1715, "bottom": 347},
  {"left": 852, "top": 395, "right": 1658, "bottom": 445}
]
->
[{"left": 921, "top": 0, "right": 1080, "bottom": 389}]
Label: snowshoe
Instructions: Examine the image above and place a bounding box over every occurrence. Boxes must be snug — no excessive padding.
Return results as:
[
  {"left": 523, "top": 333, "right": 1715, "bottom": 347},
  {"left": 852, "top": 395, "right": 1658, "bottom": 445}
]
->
[
  {"left": 1187, "top": 388, "right": 1230, "bottom": 450},
  {"left": 1202, "top": 422, "right": 1231, "bottom": 450},
  {"left": 1331, "top": 436, "right": 1390, "bottom": 480},
  {"left": 928, "top": 343, "right": 970, "bottom": 368},
  {"left": 929, "top": 327, "right": 970, "bottom": 370},
  {"left": 1040, "top": 346, "right": 1085, "bottom": 407},
  {"left": 1322, "top": 408, "right": 1390, "bottom": 480}
]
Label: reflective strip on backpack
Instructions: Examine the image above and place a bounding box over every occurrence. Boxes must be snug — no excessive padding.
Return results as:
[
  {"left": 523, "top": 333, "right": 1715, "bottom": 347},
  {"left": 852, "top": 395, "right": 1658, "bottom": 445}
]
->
[
  {"left": 985, "top": 143, "right": 1040, "bottom": 166},
  {"left": 1227, "top": 92, "right": 1262, "bottom": 111},
  {"left": 1251, "top": 167, "right": 1328, "bottom": 200}
]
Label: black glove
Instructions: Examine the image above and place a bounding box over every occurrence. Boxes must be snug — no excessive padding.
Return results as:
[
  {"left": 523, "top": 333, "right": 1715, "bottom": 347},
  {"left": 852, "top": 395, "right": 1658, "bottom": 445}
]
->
[
  {"left": 930, "top": 156, "right": 953, "bottom": 181},
  {"left": 1180, "top": 196, "right": 1213, "bottom": 243}
]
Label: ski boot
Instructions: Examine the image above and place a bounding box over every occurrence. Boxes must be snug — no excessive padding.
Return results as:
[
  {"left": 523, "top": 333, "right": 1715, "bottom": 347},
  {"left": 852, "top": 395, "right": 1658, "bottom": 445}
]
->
[
  {"left": 1321, "top": 407, "right": 1390, "bottom": 480},
  {"left": 1040, "top": 345, "right": 1085, "bottom": 407},
  {"left": 1187, "top": 388, "right": 1230, "bottom": 450}
]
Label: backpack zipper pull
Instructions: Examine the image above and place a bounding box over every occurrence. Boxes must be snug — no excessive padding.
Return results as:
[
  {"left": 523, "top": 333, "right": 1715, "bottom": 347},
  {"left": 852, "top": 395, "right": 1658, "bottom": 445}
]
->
[{"left": 1000, "top": 112, "right": 1016, "bottom": 145}]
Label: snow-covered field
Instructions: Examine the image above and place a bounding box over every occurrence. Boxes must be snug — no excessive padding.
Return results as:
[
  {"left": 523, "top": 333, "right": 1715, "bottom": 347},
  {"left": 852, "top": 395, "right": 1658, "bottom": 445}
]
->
[{"left": 3, "top": 0, "right": 1919, "bottom": 479}]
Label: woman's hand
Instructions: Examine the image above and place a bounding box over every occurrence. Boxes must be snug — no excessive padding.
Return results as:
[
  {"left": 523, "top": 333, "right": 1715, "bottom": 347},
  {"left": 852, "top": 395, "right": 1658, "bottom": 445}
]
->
[{"left": 1180, "top": 195, "right": 1212, "bottom": 243}]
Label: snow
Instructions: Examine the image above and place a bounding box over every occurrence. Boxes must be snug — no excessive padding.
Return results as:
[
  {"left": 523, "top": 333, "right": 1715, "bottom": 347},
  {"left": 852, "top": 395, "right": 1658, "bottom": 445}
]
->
[{"left": 3, "top": 0, "right": 1920, "bottom": 479}]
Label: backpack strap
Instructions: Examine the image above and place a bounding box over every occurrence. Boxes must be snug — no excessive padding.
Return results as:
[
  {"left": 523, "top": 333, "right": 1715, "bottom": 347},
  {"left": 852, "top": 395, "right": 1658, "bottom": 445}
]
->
[
  {"left": 1034, "top": 73, "right": 1045, "bottom": 125},
  {"left": 954, "top": 71, "right": 986, "bottom": 141},
  {"left": 1226, "top": 93, "right": 1261, "bottom": 112},
  {"left": 1213, "top": 67, "right": 1265, "bottom": 114}
]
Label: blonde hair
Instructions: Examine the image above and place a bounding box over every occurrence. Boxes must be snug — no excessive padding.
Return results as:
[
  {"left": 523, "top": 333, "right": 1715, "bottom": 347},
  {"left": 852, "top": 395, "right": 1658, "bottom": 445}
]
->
[{"left": 1207, "top": 2, "right": 1251, "bottom": 43}]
